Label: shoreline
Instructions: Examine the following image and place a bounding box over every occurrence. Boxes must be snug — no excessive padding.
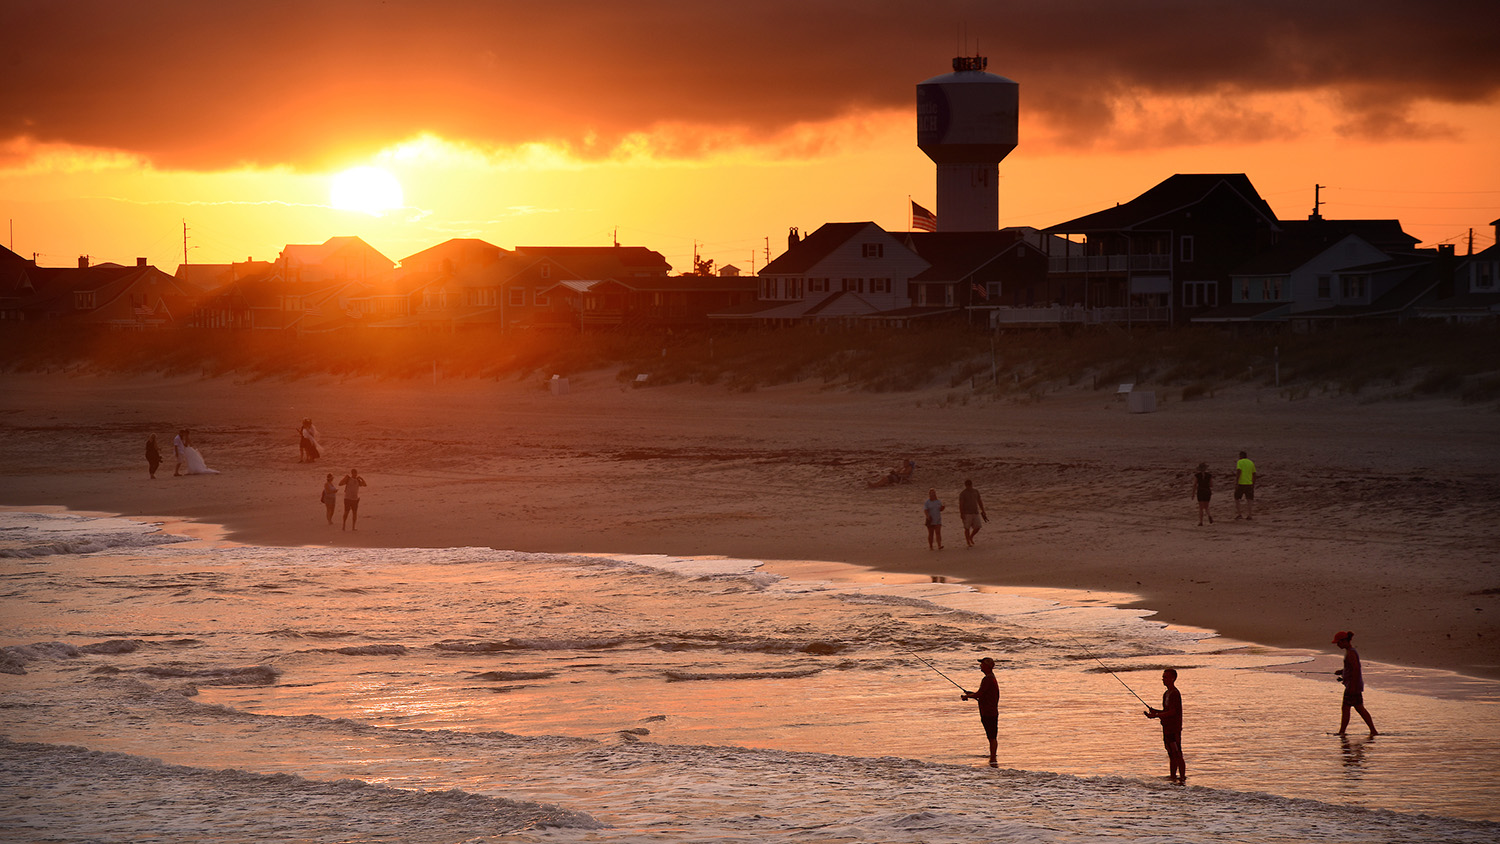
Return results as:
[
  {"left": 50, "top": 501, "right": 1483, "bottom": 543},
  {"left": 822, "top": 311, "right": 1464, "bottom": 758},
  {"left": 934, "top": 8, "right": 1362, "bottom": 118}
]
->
[{"left": 1, "top": 371, "right": 1496, "bottom": 681}]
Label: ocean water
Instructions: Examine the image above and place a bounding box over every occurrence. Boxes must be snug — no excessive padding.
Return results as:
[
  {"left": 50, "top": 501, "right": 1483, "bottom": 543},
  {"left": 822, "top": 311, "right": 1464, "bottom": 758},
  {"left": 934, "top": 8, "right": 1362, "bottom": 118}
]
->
[{"left": 2, "top": 510, "right": 1497, "bottom": 843}]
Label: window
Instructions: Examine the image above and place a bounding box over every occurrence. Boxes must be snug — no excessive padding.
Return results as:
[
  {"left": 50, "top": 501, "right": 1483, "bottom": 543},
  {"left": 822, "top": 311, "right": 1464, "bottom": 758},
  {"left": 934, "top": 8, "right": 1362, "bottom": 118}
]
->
[
  {"left": 790, "top": 279, "right": 803, "bottom": 299},
  {"left": 1476, "top": 262, "right": 1495, "bottom": 290},
  {"left": 1183, "top": 281, "right": 1217, "bottom": 308},
  {"left": 760, "top": 278, "right": 775, "bottom": 299},
  {"left": 944, "top": 285, "right": 954, "bottom": 307},
  {"left": 74, "top": 291, "right": 96, "bottom": 309},
  {"left": 534, "top": 290, "right": 549, "bottom": 307},
  {"left": 1239, "top": 279, "right": 1250, "bottom": 302},
  {"left": 1341, "top": 275, "right": 1367, "bottom": 299},
  {"left": 1317, "top": 275, "right": 1332, "bottom": 299},
  {"left": 509, "top": 287, "right": 526, "bottom": 306},
  {"left": 808, "top": 277, "right": 829, "bottom": 293},
  {"left": 869, "top": 278, "right": 891, "bottom": 294},
  {"left": 1261, "top": 277, "right": 1283, "bottom": 300},
  {"left": 539, "top": 264, "right": 551, "bottom": 279},
  {"left": 1179, "top": 236, "right": 1195, "bottom": 262},
  {"left": 862, "top": 243, "right": 884, "bottom": 258},
  {"left": 842, "top": 278, "right": 862, "bottom": 292}
]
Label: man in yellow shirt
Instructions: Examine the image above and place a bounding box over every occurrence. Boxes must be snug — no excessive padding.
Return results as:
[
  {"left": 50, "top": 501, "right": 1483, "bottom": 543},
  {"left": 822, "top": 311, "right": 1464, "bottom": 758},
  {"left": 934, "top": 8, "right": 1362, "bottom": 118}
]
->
[{"left": 1234, "top": 451, "right": 1256, "bottom": 520}]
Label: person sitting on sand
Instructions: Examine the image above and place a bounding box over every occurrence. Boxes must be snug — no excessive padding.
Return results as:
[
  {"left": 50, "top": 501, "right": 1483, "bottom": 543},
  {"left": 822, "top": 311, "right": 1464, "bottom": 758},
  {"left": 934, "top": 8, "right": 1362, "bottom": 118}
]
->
[
  {"left": 866, "top": 458, "right": 916, "bottom": 488},
  {"left": 1333, "top": 631, "right": 1378, "bottom": 737},
  {"left": 960, "top": 656, "right": 1000, "bottom": 768},
  {"left": 1144, "top": 668, "right": 1186, "bottom": 781}
]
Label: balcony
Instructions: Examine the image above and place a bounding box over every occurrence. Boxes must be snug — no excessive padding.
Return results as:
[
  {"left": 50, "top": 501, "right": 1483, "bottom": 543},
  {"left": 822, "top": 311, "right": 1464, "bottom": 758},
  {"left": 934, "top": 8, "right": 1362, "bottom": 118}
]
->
[{"left": 1048, "top": 254, "right": 1171, "bottom": 274}]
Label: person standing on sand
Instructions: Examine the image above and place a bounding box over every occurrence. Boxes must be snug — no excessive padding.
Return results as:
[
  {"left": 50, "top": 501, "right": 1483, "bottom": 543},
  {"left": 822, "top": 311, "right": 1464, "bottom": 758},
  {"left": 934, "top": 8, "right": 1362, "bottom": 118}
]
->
[
  {"left": 959, "top": 479, "right": 989, "bottom": 547},
  {"left": 1233, "top": 451, "right": 1256, "bottom": 520},
  {"left": 1333, "top": 631, "right": 1378, "bottom": 737},
  {"left": 339, "top": 469, "right": 367, "bottom": 531},
  {"left": 960, "top": 657, "right": 1000, "bottom": 768},
  {"left": 172, "top": 429, "right": 185, "bottom": 477},
  {"left": 1192, "top": 462, "right": 1213, "bottom": 525},
  {"left": 923, "top": 488, "right": 945, "bottom": 550},
  {"left": 1144, "top": 668, "right": 1186, "bottom": 781},
  {"left": 298, "top": 418, "right": 321, "bottom": 463},
  {"left": 146, "top": 434, "right": 162, "bottom": 479},
  {"left": 321, "top": 473, "right": 338, "bottom": 525}
]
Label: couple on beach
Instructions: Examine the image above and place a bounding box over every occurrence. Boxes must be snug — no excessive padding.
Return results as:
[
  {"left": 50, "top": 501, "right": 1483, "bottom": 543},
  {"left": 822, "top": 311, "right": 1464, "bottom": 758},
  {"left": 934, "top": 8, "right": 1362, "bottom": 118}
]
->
[
  {"left": 321, "top": 469, "right": 367, "bottom": 530},
  {"left": 924, "top": 480, "right": 989, "bottom": 550},
  {"left": 145, "top": 430, "right": 217, "bottom": 477},
  {"left": 1192, "top": 451, "right": 1257, "bottom": 525}
]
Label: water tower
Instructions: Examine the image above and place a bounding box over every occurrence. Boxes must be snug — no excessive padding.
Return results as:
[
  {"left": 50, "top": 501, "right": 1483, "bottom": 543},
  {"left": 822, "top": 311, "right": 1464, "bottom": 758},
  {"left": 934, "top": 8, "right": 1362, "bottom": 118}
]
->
[{"left": 916, "top": 55, "right": 1018, "bottom": 232}]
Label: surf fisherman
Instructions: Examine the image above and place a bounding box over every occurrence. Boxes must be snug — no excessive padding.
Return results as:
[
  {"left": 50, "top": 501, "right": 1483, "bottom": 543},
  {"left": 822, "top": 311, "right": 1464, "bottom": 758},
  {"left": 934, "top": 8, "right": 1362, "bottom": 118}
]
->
[
  {"left": 1144, "top": 668, "right": 1185, "bottom": 781},
  {"left": 960, "top": 656, "right": 1000, "bottom": 767},
  {"left": 1333, "top": 631, "right": 1378, "bottom": 737}
]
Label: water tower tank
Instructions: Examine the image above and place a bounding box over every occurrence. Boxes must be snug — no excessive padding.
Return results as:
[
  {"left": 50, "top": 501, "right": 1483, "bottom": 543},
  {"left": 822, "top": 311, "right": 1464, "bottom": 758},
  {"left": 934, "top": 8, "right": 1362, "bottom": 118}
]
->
[{"left": 916, "top": 56, "right": 1018, "bottom": 232}]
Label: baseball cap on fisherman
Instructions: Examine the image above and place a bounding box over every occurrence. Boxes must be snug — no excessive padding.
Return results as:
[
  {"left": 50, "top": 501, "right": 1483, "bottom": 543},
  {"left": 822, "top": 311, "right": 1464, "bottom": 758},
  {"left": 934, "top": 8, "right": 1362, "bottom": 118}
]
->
[{"left": 1332, "top": 631, "right": 1352, "bottom": 644}]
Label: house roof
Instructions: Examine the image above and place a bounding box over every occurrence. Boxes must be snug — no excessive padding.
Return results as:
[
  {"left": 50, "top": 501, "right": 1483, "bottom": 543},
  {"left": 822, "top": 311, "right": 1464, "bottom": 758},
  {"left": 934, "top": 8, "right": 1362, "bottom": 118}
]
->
[
  {"left": 760, "top": 223, "right": 876, "bottom": 274},
  {"left": 901, "top": 230, "right": 1030, "bottom": 281},
  {"left": 1293, "top": 259, "right": 1444, "bottom": 319},
  {"left": 513, "top": 245, "right": 672, "bottom": 277},
  {"left": 1276, "top": 218, "right": 1419, "bottom": 253},
  {"left": 1044, "top": 174, "right": 1279, "bottom": 233},
  {"left": 398, "top": 238, "right": 506, "bottom": 268}
]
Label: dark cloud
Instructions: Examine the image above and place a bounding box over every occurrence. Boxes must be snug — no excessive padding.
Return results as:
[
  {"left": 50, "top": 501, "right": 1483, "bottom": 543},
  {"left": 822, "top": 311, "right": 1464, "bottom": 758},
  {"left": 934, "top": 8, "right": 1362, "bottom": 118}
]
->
[{"left": 1, "top": 0, "right": 1494, "bottom": 169}]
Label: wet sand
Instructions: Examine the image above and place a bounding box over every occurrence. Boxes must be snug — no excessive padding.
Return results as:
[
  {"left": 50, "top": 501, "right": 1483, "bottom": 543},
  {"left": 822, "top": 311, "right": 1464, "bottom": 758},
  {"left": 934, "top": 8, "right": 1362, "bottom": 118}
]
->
[{"left": 1, "top": 369, "right": 1496, "bottom": 679}]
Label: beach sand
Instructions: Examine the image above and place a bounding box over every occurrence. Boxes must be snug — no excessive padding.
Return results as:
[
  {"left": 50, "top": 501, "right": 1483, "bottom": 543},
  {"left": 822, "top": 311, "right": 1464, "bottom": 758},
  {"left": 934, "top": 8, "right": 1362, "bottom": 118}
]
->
[{"left": 1, "top": 369, "right": 1496, "bottom": 680}]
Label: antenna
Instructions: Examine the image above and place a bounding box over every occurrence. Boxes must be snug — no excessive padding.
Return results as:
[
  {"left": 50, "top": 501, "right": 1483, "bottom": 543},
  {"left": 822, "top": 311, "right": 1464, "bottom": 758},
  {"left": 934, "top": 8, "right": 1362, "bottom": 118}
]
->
[{"left": 183, "top": 219, "right": 189, "bottom": 266}]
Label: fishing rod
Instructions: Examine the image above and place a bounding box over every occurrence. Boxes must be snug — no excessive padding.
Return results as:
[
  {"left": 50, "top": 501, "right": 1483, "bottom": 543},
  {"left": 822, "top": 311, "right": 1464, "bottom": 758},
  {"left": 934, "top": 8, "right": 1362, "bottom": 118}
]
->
[
  {"left": 900, "top": 647, "right": 969, "bottom": 693},
  {"left": 1069, "top": 635, "right": 1152, "bottom": 710}
]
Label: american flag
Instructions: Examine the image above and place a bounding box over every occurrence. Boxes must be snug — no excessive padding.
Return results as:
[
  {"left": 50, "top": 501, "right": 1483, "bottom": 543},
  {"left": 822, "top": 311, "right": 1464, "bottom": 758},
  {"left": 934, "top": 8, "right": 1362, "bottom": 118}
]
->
[{"left": 910, "top": 201, "right": 937, "bottom": 232}]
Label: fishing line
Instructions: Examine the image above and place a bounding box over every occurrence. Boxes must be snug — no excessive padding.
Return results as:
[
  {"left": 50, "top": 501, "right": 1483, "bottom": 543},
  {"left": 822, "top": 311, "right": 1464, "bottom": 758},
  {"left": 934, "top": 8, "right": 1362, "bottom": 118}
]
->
[
  {"left": 900, "top": 647, "right": 969, "bottom": 693},
  {"left": 1069, "top": 635, "right": 1152, "bottom": 709}
]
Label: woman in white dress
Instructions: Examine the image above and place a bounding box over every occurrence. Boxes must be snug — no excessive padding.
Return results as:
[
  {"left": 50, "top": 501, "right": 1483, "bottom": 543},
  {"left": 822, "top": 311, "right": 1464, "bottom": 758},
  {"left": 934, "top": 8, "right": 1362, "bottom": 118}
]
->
[{"left": 180, "top": 430, "right": 219, "bottom": 475}]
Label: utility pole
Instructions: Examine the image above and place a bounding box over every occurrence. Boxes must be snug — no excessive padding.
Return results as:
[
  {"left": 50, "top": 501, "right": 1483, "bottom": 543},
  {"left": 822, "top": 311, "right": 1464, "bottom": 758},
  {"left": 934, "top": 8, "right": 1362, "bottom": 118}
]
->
[
  {"left": 1311, "top": 185, "right": 1324, "bottom": 220},
  {"left": 182, "top": 220, "right": 189, "bottom": 267}
]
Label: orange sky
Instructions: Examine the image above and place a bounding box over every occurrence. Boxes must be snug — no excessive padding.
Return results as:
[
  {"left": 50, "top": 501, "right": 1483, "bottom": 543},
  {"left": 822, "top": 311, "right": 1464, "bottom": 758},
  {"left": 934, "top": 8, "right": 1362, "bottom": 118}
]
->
[{"left": 2, "top": 1, "right": 1497, "bottom": 274}]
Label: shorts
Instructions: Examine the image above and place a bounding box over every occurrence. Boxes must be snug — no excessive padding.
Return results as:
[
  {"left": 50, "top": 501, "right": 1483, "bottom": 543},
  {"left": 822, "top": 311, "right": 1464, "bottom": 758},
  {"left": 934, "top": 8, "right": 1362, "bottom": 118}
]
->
[
  {"left": 1162, "top": 728, "right": 1182, "bottom": 748},
  {"left": 1234, "top": 484, "right": 1254, "bottom": 500},
  {"left": 962, "top": 513, "right": 983, "bottom": 531},
  {"left": 980, "top": 712, "right": 998, "bottom": 741},
  {"left": 1196, "top": 492, "right": 1211, "bottom": 503},
  {"left": 1342, "top": 689, "right": 1364, "bottom": 708},
  {"left": 343, "top": 499, "right": 360, "bottom": 513}
]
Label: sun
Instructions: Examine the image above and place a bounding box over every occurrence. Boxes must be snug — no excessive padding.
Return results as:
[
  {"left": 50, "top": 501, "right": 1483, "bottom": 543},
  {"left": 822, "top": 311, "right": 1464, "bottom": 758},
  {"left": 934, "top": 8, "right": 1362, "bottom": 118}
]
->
[{"left": 329, "top": 166, "right": 404, "bottom": 215}]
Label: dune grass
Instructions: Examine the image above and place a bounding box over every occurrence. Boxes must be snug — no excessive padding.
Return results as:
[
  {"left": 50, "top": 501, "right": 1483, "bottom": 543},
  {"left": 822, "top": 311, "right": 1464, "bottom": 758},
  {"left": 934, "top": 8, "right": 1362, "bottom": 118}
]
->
[{"left": 1, "top": 321, "right": 1495, "bottom": 404}]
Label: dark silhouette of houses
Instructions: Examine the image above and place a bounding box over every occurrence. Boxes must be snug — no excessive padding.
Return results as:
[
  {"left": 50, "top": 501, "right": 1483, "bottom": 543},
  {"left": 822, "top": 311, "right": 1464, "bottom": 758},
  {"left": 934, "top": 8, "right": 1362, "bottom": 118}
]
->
[
  {"left": 899, "top": 228, "right": 1061, "bottom": 326},
  {"left": 556, "top": 272, "right": 757, "bottom": 330},
  {"left": 1043, "top": 174, "right": 1282, "bottom": 325},
  {"left": 1416, "top": 217, "right": 1500, "bottom": 323},
  {"left": 0, "top": 248, "right": 193, "bottom": 329}
]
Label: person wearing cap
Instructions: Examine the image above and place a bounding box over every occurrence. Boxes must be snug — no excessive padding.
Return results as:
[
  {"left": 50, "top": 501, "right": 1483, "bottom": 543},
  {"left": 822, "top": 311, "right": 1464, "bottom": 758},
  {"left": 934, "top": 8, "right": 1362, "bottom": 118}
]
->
[
  {"left": 1144, "top": 668, "right": 1186, "bottom": 781},
  {"left": 960, "top": 656, "right": 1000, "bottom": 767},
  {"left": 1333, "top": 631, "right": 1378, "bottom": 737},
  {"left": 1191, "top": 462, "right": 1214, "bottom": 526}
]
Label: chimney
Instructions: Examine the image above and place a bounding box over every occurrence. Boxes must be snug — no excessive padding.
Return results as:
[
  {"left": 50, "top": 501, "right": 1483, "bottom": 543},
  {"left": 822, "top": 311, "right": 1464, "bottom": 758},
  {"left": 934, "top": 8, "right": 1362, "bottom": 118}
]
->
[
  {"left": 788, "top": 226, "right": 800, "bottom": 251},
  {"left": 78, "top": 256, "right": 90, "bottom": 269},
  {"left": 137, "top": 257, "right": 148, "bottom": 267}
]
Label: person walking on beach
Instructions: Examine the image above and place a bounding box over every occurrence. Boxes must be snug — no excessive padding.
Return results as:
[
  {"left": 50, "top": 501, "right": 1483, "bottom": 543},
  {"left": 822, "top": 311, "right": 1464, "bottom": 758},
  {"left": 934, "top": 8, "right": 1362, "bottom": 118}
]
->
[
  {"left": 321, "top": 473, "right": 338, "bottom": 525},
  {"left": 1333, "top": 631, "right": 1378, "bottom": 737},
  {"left": 1144, "top": 668, "right": 1186, "bottom": 781},
  {"left": 923, "top": 488, "right": 945, "bottom": 550},
  {"left": 960, "top": 656, "right": 1000, "bottom": 767},
  {"left": 1233, "top": 451, "right": 1256, "bottom": 519},
  {"left": 146, "top": 434, "right": 162, "bottom": 479},
  {"left": 959, "top": 479, "right": 989, "bottom": 547},
  {"left": 1192, "top": 462, "right": 1213, "bottom": 525},
  {"left": 339, "top": 468, "right": 367, "bottom": 531},
  {"left": 172, "top": 429, "right": 186, "bottom": 477}
]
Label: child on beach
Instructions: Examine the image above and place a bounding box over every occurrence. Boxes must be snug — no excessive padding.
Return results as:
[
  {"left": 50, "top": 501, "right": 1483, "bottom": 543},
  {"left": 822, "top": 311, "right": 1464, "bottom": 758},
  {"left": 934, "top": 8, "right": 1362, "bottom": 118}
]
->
[{"left": 1333, "top": 631, "right": 1378, "bottom": 737}]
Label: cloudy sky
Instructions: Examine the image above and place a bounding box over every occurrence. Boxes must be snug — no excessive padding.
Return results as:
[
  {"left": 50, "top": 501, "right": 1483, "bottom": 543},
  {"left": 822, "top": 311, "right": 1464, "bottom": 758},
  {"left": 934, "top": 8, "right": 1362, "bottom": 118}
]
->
[{"left": 3, "top": 0, "right": 1497, "bottom": 270}]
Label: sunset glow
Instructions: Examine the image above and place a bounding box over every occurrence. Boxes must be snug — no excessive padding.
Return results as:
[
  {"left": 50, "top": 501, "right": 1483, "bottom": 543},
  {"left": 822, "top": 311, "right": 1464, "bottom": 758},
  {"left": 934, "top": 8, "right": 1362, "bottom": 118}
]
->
[
  {"left": 0, "top": 1, "right": 1495, "bottom": 272},
  {"left": 330, "top": 166, "right": 404, "bottom": 216}
]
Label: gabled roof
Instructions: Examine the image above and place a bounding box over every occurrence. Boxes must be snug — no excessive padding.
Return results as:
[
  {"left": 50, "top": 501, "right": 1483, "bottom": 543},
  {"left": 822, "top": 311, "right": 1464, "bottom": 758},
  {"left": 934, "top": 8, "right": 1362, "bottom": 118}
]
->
[
  {"left": 901, "top": 229, "right": 1032, "bottom": 281},
  {"left": 1277, "top": 218, "right": 1419, "bottom": 253},
  {"left": 399, "top": 238, "right": 506, "bottom": 269},
  {"left": 761, "top": 223, "right": 876, "bottom": 274},
  {"left": 280, "top": 236, "right": 393, "bottom": 269},
  {"left": 1044, "top": 174, "right": 1279, "bottom": 233},
  {"left": 1229, "top": 233, "right": 1384, "bottom": 276},
  {"left": 513, "top": 245, "right": 671, "bottom": 277}
]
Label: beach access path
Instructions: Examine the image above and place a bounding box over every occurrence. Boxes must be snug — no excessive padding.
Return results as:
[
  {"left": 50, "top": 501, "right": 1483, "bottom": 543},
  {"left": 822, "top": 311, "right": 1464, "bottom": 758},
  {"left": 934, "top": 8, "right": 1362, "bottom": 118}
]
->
[{"left": 1, "top": 370, "right": 1495, "bottom": 680}]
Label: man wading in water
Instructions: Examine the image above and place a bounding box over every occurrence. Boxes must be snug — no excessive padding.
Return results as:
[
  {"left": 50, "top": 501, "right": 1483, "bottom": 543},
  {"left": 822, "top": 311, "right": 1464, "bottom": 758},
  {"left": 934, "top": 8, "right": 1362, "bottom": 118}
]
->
[{"left": 960, "top": 657, "right": 1000, "bottom": 767}]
